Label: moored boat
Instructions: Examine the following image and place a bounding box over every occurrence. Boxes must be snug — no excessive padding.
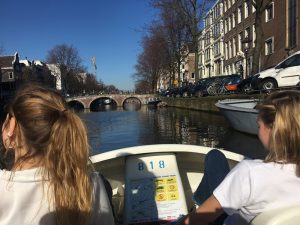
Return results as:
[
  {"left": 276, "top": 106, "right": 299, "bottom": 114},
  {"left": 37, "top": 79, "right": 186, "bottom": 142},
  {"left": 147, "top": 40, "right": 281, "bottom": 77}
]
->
[
  {"left": 147, "top": 97, "right": 161, "bottom": 106},
  {"left": 215, "top": 99, "right": 259, "bottom": 135}
]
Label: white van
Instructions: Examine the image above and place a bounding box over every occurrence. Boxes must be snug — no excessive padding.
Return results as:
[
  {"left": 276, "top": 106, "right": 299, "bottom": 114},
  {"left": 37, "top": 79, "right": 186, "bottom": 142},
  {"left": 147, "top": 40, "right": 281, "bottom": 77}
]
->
[{"left": 251, "top": 51, "right": 300, "bottom": 90}]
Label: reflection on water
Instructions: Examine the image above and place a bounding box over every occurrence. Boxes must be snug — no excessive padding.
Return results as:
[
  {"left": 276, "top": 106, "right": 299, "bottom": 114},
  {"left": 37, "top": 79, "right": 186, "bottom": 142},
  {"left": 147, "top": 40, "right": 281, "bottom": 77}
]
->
[
  {"left": 123, "top": 102, "right": 141, "bottom": 111},
  {"left": 79, "top": 106, "right": 266, "bottom": 159}
]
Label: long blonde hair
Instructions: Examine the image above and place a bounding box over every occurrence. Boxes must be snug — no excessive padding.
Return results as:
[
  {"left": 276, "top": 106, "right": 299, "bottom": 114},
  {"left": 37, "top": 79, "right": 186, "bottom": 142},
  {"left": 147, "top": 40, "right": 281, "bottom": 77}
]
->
[
  {"left": 5, "top": 84, "right": 93, "bottom": 225},
  {"left": 257, "top": 90, "right": 300, "bottom": 176}
]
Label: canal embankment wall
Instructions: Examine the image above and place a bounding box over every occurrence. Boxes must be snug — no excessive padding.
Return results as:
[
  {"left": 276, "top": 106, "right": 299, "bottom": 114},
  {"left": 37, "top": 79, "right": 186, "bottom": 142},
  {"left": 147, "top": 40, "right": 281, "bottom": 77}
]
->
[{"left": 160, "top": 94, "right": 261, "bottom": 113}]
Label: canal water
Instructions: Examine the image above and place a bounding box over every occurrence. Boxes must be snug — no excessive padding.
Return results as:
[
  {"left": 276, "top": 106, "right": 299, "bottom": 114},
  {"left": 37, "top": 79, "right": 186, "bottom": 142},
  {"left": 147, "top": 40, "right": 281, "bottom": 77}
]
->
[{"left": 79, "top": 105, "right": 267, "bottom": 159}]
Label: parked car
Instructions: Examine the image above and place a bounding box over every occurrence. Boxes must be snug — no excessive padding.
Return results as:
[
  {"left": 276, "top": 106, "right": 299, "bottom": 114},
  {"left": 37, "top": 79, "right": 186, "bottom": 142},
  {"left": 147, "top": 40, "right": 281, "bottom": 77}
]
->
[
  {"left": 162, "top": 87, "right": 181, "bottom": 97},
  {"left": 191, "top": 77, "right": 217, "bottom": 97},
  {"left": 237, "top": 75, "right": 258, "bottom": 93},
  {"left": 159, "top": 89, "right": 170, "bottom": 97},
  {"left": 251, "top": 51, "right": 300, "bottom": 90},
  {"left": 223, "top": 74, "right": 242, "bottom": 93},
  {"left": 178, "top": 82, "right": 194, "bottom": 97},
  {"left": 204, "top": 74, "right": 241, "bottom": 96}
]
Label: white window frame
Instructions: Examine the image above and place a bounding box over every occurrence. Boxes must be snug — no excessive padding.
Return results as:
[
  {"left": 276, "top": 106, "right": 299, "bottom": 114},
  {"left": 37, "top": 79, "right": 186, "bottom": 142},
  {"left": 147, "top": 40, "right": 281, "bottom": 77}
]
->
[
  {"left": 244, "top": 1, "right": 249, "bottom": 18},
  {"left": 9, "top": 72, "right": 13, "bottom": 79},
  {"left": 265, "top": 2, "right": 274, "bottom": 22},
  {"left": 228, "top": 16, "right": 231, "bottom": 31},
  {"left": 244, "top": 27, "right": 251, "bottom": 48},
  {"left": 252, "top": 4, "right": 256, "bottom": 13},
  {"left": 225, "top": 42, "right": 228, "bottom": 60},
  {"left": 238, "top": 6, "right": 242, "bottom": 23},
  {"left": 265, "top": 37, "right": 274, "bottom": 55},
  {"left": 252, "top": 24, "right": 256, "bottom": 47},
  {"left": 238, "top": 33, "right": 242, "bottom": 51},
  {"left": 233, "top": 37, "right": 236, "bottom": 56},
  {"left": 229, "top": 40, "right": 232, "bottom": 59}
]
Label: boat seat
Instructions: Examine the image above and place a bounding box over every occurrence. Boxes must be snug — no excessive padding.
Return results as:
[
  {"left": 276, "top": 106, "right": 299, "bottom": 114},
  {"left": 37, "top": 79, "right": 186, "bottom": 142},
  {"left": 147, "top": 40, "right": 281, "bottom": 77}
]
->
[
  {"left": 250, "top": 205, "right": 300, "bottom": 225},
  {"left": 124, "top": 153, "right": 188, "bottom": 225}
]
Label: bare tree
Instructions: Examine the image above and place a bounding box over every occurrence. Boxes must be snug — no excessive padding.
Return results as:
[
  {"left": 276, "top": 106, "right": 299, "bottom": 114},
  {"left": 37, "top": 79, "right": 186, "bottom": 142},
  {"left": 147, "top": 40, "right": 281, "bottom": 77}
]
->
[
  {"left": 134, "top": 22, "right": 170, "bottom": 93},
  {"left": 135, "top": 80, "right": 152, "bottom": 94},
  {"left": 46, "top": 44, "right": 84, "bottom": 71},
  {"left": 84, "top": 73, "right": 104, "bottom": 94},
  {"left": 20, "top": 63, "right": 55, "bottom": 88},
  {"left": 151, "top": 0, "right": 190, "bottom": 85},
  {"left": 46, "top": 44, "right": 85, "bottom": 94},
  {"left": 105, "top": 84, "right": 119, "bottom": 94},
  {"left": 152, "top": 0, "right": 215, "bottom": 81}
]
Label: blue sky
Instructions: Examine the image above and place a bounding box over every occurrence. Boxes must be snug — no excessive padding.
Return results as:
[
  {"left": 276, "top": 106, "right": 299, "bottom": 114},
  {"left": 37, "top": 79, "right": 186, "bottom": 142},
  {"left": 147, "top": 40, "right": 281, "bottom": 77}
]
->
[{"left": 0, "top": 0, "right": 157, "bottom": 90}]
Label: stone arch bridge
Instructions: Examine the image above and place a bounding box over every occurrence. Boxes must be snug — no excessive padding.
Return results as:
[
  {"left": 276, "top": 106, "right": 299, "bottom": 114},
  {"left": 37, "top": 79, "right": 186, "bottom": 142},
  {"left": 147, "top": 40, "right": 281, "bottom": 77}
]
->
[{"left": 66, "top": 94, "right": 156, "bottom": 109}]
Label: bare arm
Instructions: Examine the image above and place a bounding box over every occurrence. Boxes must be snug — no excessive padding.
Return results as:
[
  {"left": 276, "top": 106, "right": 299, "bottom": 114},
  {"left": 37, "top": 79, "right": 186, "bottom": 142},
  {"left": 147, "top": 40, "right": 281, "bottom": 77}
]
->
[{"left": 183, "top": 195, "right": 224, "bottom": 225}]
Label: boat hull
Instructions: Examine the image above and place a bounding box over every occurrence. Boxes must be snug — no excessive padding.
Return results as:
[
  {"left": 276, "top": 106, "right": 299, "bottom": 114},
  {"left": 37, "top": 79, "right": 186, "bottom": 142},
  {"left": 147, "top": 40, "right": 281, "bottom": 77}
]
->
[
  {"left": 147, "top": 97, "right": 161, "bottom": 106},
  {"left": 216, "top": 99, "right": 259, "bottom": 135}
]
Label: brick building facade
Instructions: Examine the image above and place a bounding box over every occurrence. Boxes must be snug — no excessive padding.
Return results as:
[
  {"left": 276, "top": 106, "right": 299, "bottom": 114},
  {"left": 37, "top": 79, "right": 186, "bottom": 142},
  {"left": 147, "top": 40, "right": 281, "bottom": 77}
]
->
[
  {"left": 223, "top": 0, "right": 299, "bottom": 78},
  {"left": 261, "top": 0, "right": 300, "bottom": 70},
  {"left": 223, "top": 0, "right": 256, "bottom": 78}
]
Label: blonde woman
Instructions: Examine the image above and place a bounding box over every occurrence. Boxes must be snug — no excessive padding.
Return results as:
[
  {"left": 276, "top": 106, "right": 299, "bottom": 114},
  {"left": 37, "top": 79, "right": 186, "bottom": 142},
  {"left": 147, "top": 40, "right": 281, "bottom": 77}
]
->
[
  {"left": 0, "top": 84, "right": 114, "bottom": 225},
  {"left": 183, "top": 90, "right": 300, "bottom": 225}
]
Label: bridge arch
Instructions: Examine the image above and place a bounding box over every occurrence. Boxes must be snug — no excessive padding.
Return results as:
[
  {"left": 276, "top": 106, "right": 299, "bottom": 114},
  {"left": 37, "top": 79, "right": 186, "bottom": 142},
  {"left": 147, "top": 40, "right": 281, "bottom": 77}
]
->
[
  {"left": 122, "top": 97, "right": 142, "bottom": 111},
  {"left": 90, "top": 97, "right": 118, "bottom": 111},
  {"left": 67, "top": 100, "right": 85, "bottom": 110},
  {"left": 66, "top": 94, "right": 156, "bottom": 109},
  {"left": 122, "top": 97, "right": 141, "bottom": 106}
]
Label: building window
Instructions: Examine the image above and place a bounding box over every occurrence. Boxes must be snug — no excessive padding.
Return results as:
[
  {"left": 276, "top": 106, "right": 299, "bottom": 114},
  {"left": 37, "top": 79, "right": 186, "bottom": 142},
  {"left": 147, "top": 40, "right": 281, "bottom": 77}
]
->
[
  {"left": 205, "top": 16, "right": 211, "bottom": 27},
  {"left": 238, "top": 6, "right": 242, "bottom": 23},
  {"left": 244, "top": 27, "right": 251, "bottom": 48},
  {"left": 238, "top": 33, "right": 243, "bottom": 51},
  {"left": 215, "top": 3, "right": 220, "bottom": 18},
  {"left": 224, "top": 0, "right": 227, "bottom": 12},
  {"left": 233, "top": 37, "right": 236, "bottom": 56},
  {"left": 191, "top": 73, "right": 195, "bottom": 79},
  {"left": 252, "top": 24, "right": 256, "bottom": 47},
  {"left": 265, "top": 2, "right": 274, "bottom": 22},
  {"left": 224, "top": 19, "right": 228, "bottom": 33},
  {"left": 265, "top": 37, "right": 274, "bottom": 55},
  {"left": 216, "top": 60, "right": 221, "bottom": 75},
  {"left": 229, "top": 41, "right": 232, "bottom": 59},
  {"left": 288, "top": 0, "right": 297, "bottom": 48},
  {"left": 244, "top": 1, "right": 249, "bottom": 18},
  {"left": 205, "top": 49, "right": 211, "bottom": 60},
  {"left": 214, "top": 22, "right": 220, "bottom": 38},
  {"left": 232, "top": 13, "right": 235, "bottom": 28},
  {"left": 225, "top": 42, "right": 228, "bottom": 60},
  {"left": 252, "top": 4, "right": 256, "bottom": 13},
  {"left": 9, "top": 72, "right": 13, "bottom": 79}
]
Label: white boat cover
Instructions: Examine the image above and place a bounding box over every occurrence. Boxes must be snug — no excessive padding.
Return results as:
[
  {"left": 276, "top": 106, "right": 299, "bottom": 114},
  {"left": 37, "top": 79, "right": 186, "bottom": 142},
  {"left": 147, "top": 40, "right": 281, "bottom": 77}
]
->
[{"left": 250, "top": 204, "right": 300, "bottom": 225}]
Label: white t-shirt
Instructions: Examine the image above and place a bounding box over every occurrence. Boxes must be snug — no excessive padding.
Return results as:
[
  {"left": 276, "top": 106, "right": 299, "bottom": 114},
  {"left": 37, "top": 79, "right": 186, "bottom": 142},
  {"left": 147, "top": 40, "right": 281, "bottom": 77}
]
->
[
  {"left": 0, "top": 168, "right": 114, "bottom": 225},
  {"left": 213, "top": 159, "right": 300, "bottom": 225}
]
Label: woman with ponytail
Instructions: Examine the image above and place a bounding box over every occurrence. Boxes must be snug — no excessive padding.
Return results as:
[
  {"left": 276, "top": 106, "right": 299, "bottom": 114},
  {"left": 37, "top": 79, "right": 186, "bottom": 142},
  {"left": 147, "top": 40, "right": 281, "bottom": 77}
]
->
[
  {"left": 0, "top": 84, "right": 114, "bottom": 225},
  {"left": 182, "top": 90, "right": 300, "bottom": 225}
]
